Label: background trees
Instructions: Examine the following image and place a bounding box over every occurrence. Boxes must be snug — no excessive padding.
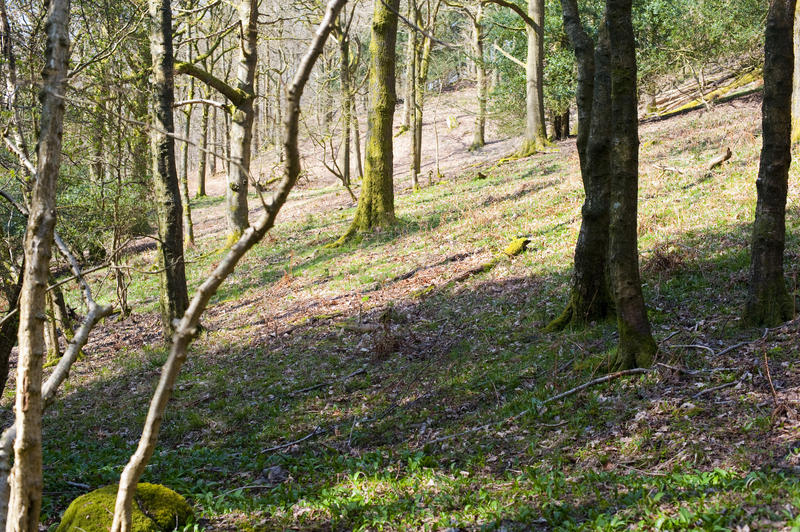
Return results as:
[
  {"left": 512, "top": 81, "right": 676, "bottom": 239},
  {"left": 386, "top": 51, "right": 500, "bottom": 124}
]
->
[{"left": 0, "top": 0, "right": 795, "bottom": 529}]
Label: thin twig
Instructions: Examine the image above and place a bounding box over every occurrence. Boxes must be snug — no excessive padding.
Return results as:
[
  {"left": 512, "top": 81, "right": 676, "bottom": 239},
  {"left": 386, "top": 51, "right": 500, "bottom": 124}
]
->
[
  {"left": 692, "top": 380, "right": 739, "bottom": 399},
  {"left": 261, "top": 427, "right": 325, "bottom": 454}
]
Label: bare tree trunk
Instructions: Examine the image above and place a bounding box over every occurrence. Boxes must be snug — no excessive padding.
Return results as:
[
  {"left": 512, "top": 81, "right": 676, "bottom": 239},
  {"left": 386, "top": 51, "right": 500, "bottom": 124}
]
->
[
  {"left": 408, "top": 0, "right": 419, "bottom": 189},
  {"left": 606, "top": 0, "right": 656, "bottom": 370},
  {"left": 148, "top": 0, "right": 189, "bottom": 343},
  {"left": 210, "top": 104, "right": 218, "bottom": 175},
  {"left": 518, "top": 0, "right": 547, "bottom": 157},
  {"left": 0, "top": 264, "right": 22, "bottom": 396},
  {"left": 470, "top": 4, "right": 486, "bottom": 150},
  {"left": 791, "top": 2, "right": 800, "bottom": 142},
  {"left": 110, "top": 3, "right": 347, "bottom": 530},
  {"left": 225, "top": 0, "right": 258, "bottom": 243},
  {"left": 745, "top": 0, "right": 796, "bottom": 326},
  {"left": 402, "top": 27, "right": 413, "bottom": 129},
  {"left": 179, "top": 78, "right": 195, "bottom": 246},
  {"left": 338, "top": 0, "right": 400, "bottom": 240},
  {"left": 196, "top": 87, "right": 209, "bottom": 197},
  {"left": 338, "top": 16, "right": 351, "bottom": 187},
  {"left": 352, "top": 97, "right": 363, "bottom": 180},
  {"left": 548, "top": 0, "right": 614, "bottom": 332},
  {"left": 6, "top": 0, "right": 70, "bottom": 527}
]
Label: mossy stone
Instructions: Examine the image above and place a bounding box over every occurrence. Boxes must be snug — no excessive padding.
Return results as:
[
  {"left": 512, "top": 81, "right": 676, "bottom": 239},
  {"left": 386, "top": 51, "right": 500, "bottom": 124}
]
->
[
  {"left": 503, "top": 237, "right": 530, "bottom": 256},
  {"left": 57, "top": 483, "right": 193, "bottom": 532}
]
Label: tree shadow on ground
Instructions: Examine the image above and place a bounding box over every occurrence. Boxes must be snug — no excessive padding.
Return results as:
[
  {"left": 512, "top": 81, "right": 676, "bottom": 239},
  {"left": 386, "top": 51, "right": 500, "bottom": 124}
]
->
[{"left": 36, "top": 214, "right": 800, "bottom": 529}]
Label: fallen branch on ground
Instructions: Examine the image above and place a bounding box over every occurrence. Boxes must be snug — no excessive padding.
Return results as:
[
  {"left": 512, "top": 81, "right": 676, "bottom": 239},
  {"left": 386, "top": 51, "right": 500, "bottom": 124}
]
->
[{"left": 424, "top": 368, "right": 651, "bottom": 446}]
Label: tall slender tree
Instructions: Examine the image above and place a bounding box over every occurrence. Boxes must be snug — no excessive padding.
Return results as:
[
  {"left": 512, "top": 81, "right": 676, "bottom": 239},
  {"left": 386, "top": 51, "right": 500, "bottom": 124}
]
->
[
  {"left": 176, "top": 0, "right": 258, "bottom": 244},
  {"left": 6, "top": 0, "right": 70, "bottom": 527},
  {"left": 484, "top": 0, "right": 548, "bottom": 156},
  {"left": 606, "top": 0, "right": 656, "bottom": 369},
  {"left": 745, "top": 0, "right": 796, "bottom": 326},
  {"left": 149, "top": 0, "right": 189, "bottom": 342},
  {"left": 548, "top": 0, "right": 614, "bottom": 331},
  {"left": 337, "top": 0, "right": 400, "bottom": 241}
]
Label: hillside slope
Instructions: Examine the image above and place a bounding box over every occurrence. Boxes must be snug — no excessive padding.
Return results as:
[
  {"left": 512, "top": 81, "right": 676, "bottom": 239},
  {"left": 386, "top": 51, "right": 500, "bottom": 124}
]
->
[{"left": 10, "top": 91, "right": 800, "bottom": 530}]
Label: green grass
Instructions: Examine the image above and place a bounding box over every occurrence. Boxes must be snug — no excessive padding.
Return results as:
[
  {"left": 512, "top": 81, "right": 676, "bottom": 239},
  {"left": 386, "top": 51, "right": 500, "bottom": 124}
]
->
[{"left": 30, "top": 95, "right": 800, "bottom": 530}]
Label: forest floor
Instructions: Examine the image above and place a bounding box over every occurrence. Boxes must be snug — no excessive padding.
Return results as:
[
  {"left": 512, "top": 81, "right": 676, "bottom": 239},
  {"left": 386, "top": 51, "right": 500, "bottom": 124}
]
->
[{"left": 9, "top": 88, "right": 800, "bottom": 530}]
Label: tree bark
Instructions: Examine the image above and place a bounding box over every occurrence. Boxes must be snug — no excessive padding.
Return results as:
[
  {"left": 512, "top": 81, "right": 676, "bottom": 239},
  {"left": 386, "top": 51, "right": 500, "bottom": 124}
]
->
[
  {"left": 179, "top": 75, "right": 195, "bottom": 246},
  {"left": 518, "top": 0, "right": 548, "bottom": 157},
  {"left": 110, "top": 3, "right": 347, "bottom": 530},
  {"left": 470, "top": 4, "right": 486, "bottom": 150},
  {"left": 6, "top": 0, "right": 70, "bottom": 528},
  {"left": 196, "top": 87, "right": 209, "bottom": 197},
  {"left": 338, "top": 0, "right": 400, "bottom": 240},
  {"left": 792, "top": 2, "right": 800, "bottom": 142},
  {"left": 411, "top": 0, "right": 441, "bottom": 185},
  {"left": 606, "top": 0, "right": 656, "bottom": 369},
  {"left": 149, "top": 0, "right": 189, "bottom": 343},
  {"left": 0, "top": 265, "right": 22, "bottom": 397},
  {"left": 548, "top": 0, "right": 614, "bottom": 332},
  {"left": 408, "top": 0, "right": 419, "bottom": 189},
  {"left": 225, "top": 0, "right": 258, "bottom": 243},
  {"left": 745, "top": 0, "right": 796, "bottom": 326},
  {"left": 338, "top": 15, "right": 351, "bottom": 187}
]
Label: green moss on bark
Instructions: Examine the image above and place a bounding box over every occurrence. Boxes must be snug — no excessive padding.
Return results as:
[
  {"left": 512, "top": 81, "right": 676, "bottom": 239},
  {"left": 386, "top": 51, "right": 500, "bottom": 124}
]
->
[{"left": 610, "top": 317, "right": 656, "bottom": 370}]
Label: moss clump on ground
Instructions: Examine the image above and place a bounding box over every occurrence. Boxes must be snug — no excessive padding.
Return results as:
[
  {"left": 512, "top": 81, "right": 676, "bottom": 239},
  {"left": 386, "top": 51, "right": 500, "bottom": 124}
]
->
[
  {"left": 503, "top": 237, "right": 530, "bottom": 256},
  {"left": 57, "top": 483, "right": 192, "bottom": 532}
]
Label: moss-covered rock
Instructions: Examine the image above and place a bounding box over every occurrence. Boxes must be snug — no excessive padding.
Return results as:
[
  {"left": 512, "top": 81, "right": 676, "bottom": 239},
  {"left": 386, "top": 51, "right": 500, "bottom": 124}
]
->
[
  {"left": 57, "top": 483, "right": 193, "bottom": 532},
  {"left": 503, "top": 237, "right": 531, "bottom": 257}
]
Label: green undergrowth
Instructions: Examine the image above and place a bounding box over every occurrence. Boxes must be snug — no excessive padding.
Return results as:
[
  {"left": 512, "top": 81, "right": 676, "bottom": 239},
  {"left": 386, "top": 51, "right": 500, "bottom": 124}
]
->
[{"left": 32, "top": 96, "right": 800, "bottom": 529}]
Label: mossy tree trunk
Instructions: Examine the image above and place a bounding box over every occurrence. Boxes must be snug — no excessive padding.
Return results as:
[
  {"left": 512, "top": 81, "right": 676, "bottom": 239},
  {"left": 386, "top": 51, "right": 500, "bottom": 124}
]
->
[
  {"left": 548, "top": 0, "right": 613, "bottom": 332},
  {"left": 6, "top": 0, "right": 69, "bottom": 527},
  {"left": 470, "top": 3, "right": 486, "bottom": 151},
  {"left": 744, "top": 0, "right": 796, "bottom": 326},
  {"left": 149, "top": 0, "right": 189, "bottom": 342},
  {"left": 518, "top": 0, "right": 548, "bottom": 156},
  {"left": 606, "top": 0, "right": 656, "bottom": 370},
  {"left": 791, "top": 1, "right": 800, "bottom": 143},
  {"left": 340, "top": 0, "right": 400, "bottom": 239}
]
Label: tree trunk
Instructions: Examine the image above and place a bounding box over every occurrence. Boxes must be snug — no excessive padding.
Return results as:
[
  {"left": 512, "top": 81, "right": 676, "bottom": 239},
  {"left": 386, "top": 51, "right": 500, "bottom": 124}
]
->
[
  {"left": 518, "top": 0, "right": 548, "bottom": 157},
  {"left": 402, "top": 28, "right": 413, "bottom": 129},
  {"left": 548, "top": 3, "right": 613, "bottom": 332},
  {"left": 606, "top": 0, "right": 656, "bottom": 370},
  {"left": 353, "top": 97, "right": 363, "bottom": 180},
  {"left": 0, "top": 265, "right": 22, "bottom": 397},
  {"left": 6, "top": 0, "right": 70, "bottom": 527},
  {"left": 179, "top": 78, "right": 195, "bottom": 246},
  {"left": 792, "top": 2, "right": 800, "bottom": 142},
  {"left": 338, "top": 0, "right": 399, "bottom": 240},
  {"left": 196, "top": 89, "right": 209, "bottom": 197},
  {"left": 745, "top": 0, "right": 796, "bottom": 326},
  {"left": 411, "top": 0, "right": 441, "bottom": 184},
  {"left": 210, "top": 104, "right": 218, "bottom": 175},
  {"left": 339, "top": 19, "right": 351, "bottom": 187},
  {"left": 561, "top": 108, "right": 570, "bottom": 138},
  {"left": 226, "top": 0, "right": 258, "bottom": 244},
  {"left": 110, "top": 4, "right": 347, "bottom": 530},
  {"left": 408, "top": 1, "right": 419, "bottom": 189},
  {"left": 148, "top": 0, "right": 189, "bottom": 343},
  {"left": 470, "top": 5, "right": 486, "bottom": 150}
]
